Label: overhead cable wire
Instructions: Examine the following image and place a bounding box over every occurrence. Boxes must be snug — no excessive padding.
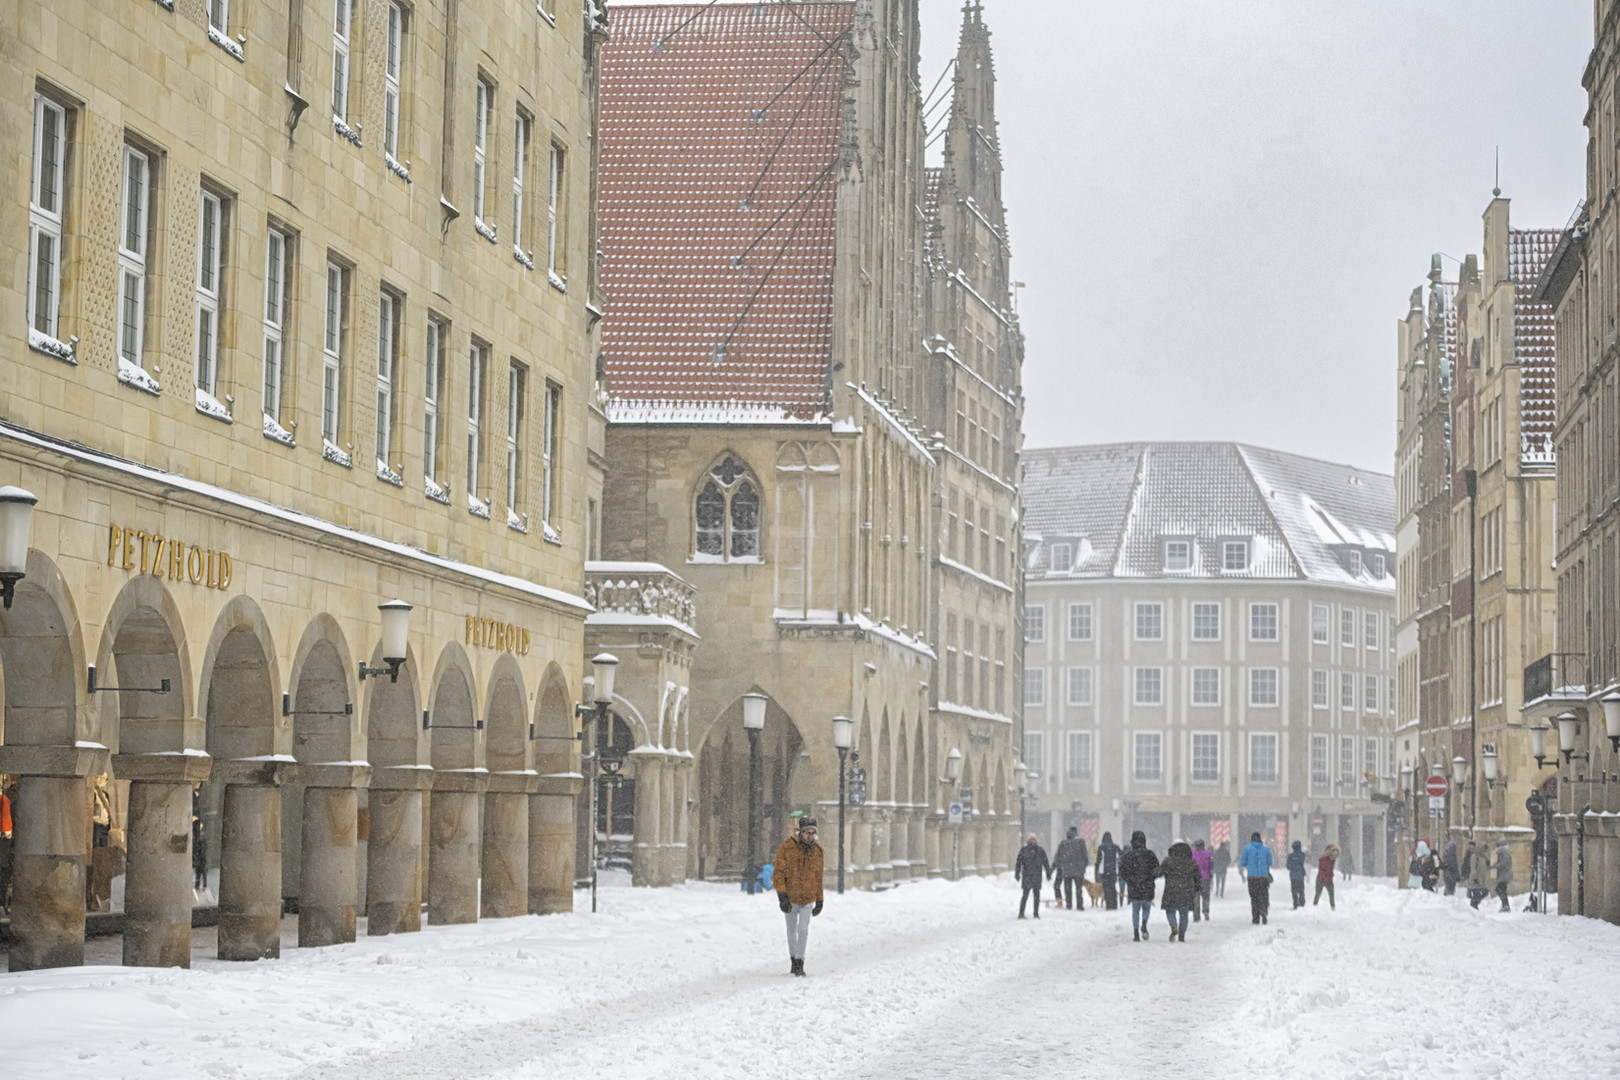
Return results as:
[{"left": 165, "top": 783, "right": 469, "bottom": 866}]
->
[
  {"left": 715, "top": 170, "right": 835, "bottom": 363},
  {"left": 731, "top": 159, "right": 839, "bottom": 266},
  {"left": 739, "top": 61, "right": 831, "bottom": 211},
  {"left": 748, "top": 27, "right": 849, "bottom": 122}
]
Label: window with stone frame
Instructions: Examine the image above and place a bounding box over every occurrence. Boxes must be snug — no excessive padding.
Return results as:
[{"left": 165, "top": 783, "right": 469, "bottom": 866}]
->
[
  {"left": 1066, "top": 666, "right": 1092, "bottom": 706},
  {"left": 1191, "top": 732, "right": 1220, "bottom": 783},
  {"left": 1311, "top": 734, "right": 1330, "bottom": 786},
  {"left": 1068, "top": 602, "right": 1093, "bottom": 641},
  {"left": 1191, "top": 667, "right": 1220, "bottom": 706},
  {"left": 1025, "top": 603, "right": 1045, "bottom": 642},
  {"left": 1249, "top": 667, "right": 1278, "bottom": 706},
  {"left": 1311, "top": 603, "right": 1329, "bottom": 644},
  {"left": 1023, "top": 667, "right": 1044, "bottom": 707},
  {"left": 1133, "top": 731, "right": 1162, "bottom": 781},
  {"left": 1249, "top": 602, "right": 1278, "bottom": 641},
  {"left": 118, "top": 144, "right": 154, "bottom": 373},
  {"left": 1192, "top": 602, "right": 1220, "bottom": 641},
  {"left": 28, "top": 92, "right": 70, "bottom": 347},
  {"left": 1134, "top": 666, "right": 1163, "bottom": 706},
  {"left": 1340, "top": 735, "right": 1356, "bottom": 783},
  {"left": 694, "top": 455, "right": 761, "bottom": 561},
  {"left": 1066, "top": 731, "right": 1092, "bottom": 780},
  {"left": 1249, "top": 733, "right": 1278, "bottom": 783},
  {"left": 1311, "top": 669, "right": 1329, "bottom": 709},
  {"left": 1135, "top": 601, "right": 1163, "bottom": 641}
]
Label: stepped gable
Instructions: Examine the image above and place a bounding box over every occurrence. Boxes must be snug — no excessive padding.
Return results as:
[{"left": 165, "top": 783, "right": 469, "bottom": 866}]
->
[
  {"left": 598, "top": 2, "right": 854, "bottom": 420},
  {"left": 1510, "top": 228, "right": 1561, "bottom": 460}
]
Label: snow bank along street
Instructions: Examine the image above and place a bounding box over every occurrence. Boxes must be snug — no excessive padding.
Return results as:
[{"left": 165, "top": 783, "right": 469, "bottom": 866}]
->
[{"left": 4, "top": 873, "right": 1619, "bottom": 1080}]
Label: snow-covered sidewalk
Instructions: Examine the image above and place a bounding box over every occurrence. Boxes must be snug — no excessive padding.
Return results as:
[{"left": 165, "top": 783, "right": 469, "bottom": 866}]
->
[{"left": 2, "top": 874, "right": 1617, "bottom": 1079}]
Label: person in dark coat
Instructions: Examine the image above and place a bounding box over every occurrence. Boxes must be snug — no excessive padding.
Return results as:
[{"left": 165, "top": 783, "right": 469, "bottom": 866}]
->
[
  {"left": 1212, "top": 841, "right": 1232, "bottom": 898},
  {"left": 1119, "top": 831, "right": 1160, "bottom": 941},
  {"left": 1014, "top": 834, "right": 1051, "bottom": 919},
  {"left": 1440, "top": 840, "right": 1460, "bottom": 896},
  {"left": 1494, "top": 841, "right": 1514, "bottom": 912},
  {"left": 1095, "top": 831, "right": 1122, "bottom": 910},
  {"left": 1286, "top": 840, "right": 1308, "bottom": 909},
  {"left": 1157, "top": 841, "right": 1202, "bottom": 942},
  {"left": 1052, "top": 827, "right": 1090, "bottom": 910}
]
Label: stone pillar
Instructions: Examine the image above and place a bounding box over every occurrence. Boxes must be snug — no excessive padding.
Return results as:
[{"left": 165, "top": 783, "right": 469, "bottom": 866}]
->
[
  {"left": 480, "top": 773, "right": 535, "bottom": 919},
  {"left": 529, "top": 775, "right": 582, "bottom": 913},
  {"left": 366, "top": 767, "right": 432, "bottom": 935},
  {"left": 116, "top": 753, "right": 212, "bottom": 968},
  {"left": 217, "top": 780, "right": 283, "bottom": 960},
  {"left": 631, "top": 761, "right": 659, "bottom": 887},
  {"left": 5, "top": 755, "right": 98, "bottom": 971},
  {"left": 429, "top": 770, "right": 486, "bottom": 924},
  {"left": 296, "top": 764, "right": 369, "bottom": 947}
]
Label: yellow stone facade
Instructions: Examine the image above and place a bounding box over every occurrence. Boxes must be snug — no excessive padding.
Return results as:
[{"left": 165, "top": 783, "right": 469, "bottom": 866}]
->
[{"left": 0, "top": 0, "right": 605, "bottom": 969}]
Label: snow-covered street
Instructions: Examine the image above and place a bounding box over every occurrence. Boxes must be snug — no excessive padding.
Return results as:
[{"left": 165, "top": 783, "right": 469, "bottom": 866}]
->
[{"left": 3, "top": 874, "right": 1618, "bottom": 1079}]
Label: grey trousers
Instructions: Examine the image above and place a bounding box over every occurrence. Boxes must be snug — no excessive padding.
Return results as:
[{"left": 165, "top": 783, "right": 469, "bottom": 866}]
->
[{"left": 784, "top": 903, "right": 813, "bottom": 960}]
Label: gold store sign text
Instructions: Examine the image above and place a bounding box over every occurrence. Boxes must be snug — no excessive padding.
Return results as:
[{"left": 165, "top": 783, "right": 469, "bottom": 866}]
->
[
  {"left": 108, "top": 525, "right": 234, "bottom": 591},
  {"left": 466, "top": 615, "right": 531, "bottom": 655}
]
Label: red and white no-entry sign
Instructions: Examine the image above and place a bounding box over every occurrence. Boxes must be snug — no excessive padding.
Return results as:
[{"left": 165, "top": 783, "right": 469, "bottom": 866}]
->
[{"left": 1425, "top": 774, "right": 1449, "bottom": 798}]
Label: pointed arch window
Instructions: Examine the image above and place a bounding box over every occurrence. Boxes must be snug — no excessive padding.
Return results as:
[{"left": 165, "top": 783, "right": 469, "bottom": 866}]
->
[{"left": 694, "top": 456, "right": 761, "bottom": 561}]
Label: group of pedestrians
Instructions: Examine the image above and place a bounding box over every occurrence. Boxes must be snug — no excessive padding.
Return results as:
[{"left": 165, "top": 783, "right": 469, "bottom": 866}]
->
[
  {"left": 1284, "top": 840, "right": 1341, "bottom": 910},
  {"left": 1431, "top": 837, "right": 1515, "bottom": 911}
]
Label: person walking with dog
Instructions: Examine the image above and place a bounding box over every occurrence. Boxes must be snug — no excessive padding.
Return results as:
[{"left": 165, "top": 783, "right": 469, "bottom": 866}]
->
[
  {"left": 1191, "top": 839, "right": 1213, "bottom": 922},
  {"left": 1015, "top": 833, "right": 1051, "bottom": 919},
  {"left": 1286, "top": 840, "right": 1308, "bottom": 910},
  {"left": 1212, "top": 840, "right": 1232, "bottom": 898},
  {"left": 775, "top": 817, "right": 824, "bottom": 977},
  {"left": 1157, "top": 840, "right": 1202, "bottom": 942},
  {"left": 1120, "top": 830, "right": 1160, "bottom": 941},
  {"left": 1052, "top": 827, "right": 1089, "bottom": 911},
  {"left": 1313, "top": 844, "right": 1338, "bottom": 909},
  {"left": 1095, "top": 831, "right": 1122, "bottom": 910},
  {"left": 1240, "top": 831, "right": 1273, "bottom": 925}
]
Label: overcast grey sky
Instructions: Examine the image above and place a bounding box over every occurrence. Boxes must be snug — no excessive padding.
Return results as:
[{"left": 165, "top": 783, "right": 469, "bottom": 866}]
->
[{"left": 917, "top": 0, "right": 1591, "bottom": 472}]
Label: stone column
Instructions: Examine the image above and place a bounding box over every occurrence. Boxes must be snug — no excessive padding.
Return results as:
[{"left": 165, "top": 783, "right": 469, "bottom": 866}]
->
[
  {"left": 480, "top": 773, "right": 535, "bottom": 919},
  {"left": 0, "top": 741, "right": 107, "bottom": 971},
  {"left": 428, "top": 769, "right": 486, "bottom": 924},
  {"left": 529, "top": 774, "right": 582, "bottom": 914},
  {"left": 366, "top": 766, "right": 432, "bottom": 935},
  {"left": 631, "top": 761, "right": 659, "bottom": 887},
  {"left": 296, "top": 763, "right": 369, "bottom": 947},
  {"left": 116, "top": 753, "right": 212, "bottom": 968},
  {"left": 217, "top": 779, "right": 283, "bottom": 960}
]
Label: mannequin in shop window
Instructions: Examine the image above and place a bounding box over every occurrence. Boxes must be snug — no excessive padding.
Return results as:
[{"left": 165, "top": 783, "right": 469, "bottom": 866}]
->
[
  {"left": 0, "top": 774, "right": 14, "bottom": 915},
  {"left": 89, "top": 774, "right": 116, "bottom": 911}
]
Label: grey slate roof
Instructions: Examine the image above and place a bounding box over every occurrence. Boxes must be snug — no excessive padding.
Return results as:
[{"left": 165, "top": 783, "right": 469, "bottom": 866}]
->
[{"left": 1023, "top": 442, "right": 1395, "bottom": 590}]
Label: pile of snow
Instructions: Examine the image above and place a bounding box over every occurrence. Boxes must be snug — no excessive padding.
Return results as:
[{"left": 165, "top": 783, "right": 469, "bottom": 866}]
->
[{"left": 2, "top": 873, "right": 1616, "bottom": 1078}]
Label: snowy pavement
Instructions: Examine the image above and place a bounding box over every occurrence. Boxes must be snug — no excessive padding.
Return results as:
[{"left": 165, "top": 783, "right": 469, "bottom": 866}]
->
[{"left": 3, "top": 873, "right": 1618, "bottom": 1079}]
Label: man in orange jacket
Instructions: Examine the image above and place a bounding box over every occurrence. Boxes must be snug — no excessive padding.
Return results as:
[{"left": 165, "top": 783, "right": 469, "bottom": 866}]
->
[{"left": 775, "top": 817, "right": 825, "bottom": 977}]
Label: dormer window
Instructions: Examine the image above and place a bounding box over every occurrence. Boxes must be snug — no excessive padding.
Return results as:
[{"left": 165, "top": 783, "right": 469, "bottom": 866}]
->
[
  {"left": 1163, "top": 539, "right": 1192, "bottom": 572},
  {"left": 1222, "top": 539, "right": 1249, "bottom": 572},
  {"left": 1049, "top": 541, "right": 1072, "bottom": 574},
  {"left": 1369, "top": 552, "right": 1385, "bottom": 578},
  {"left": 1346, "top": 549, "right": 1363, "bottom": 576}
]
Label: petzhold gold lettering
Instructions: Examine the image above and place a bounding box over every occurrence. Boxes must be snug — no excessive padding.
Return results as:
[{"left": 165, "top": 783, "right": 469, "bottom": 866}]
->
[
  {"left": 107, "top": 525, "right": 235, "bottom": 590},
  {"left": 464, "top": 615, "right": 531, "bottom": 654}
]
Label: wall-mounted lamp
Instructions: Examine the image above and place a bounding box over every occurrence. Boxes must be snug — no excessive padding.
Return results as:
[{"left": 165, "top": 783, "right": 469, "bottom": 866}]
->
[
  {"left": 1603, "top": 692, "right": 1620, "bottom": 753},
  {"left": 0, "top": 486, "right": 38, "bottom": 610},
  {"left": 358, "top": 600, "right": 412, "bottom": 682},
  {"left": 1556, "top": 712, "right": 1586, "bottom": 764},
  {"left": 940, "top": 746, "right": 962, "bottom": 786}
]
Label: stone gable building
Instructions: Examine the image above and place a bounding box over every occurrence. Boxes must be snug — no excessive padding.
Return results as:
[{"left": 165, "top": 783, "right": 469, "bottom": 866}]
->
[
  {"left": 1, "top": 0, "right": 605, "bottom": 970},
  {"left": 595, "top": 0, "right": 1024, "bottom": 886},
  {"left": 1022, "top": 443, "right": 1396, "bottom": 875}
]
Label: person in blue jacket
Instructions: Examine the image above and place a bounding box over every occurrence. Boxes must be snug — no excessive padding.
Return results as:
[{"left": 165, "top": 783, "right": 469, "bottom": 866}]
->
[
  {"left": 1286, "top": 840, "right": 1308, "bottom": 909},
  {"left": 1240, "top": 832, "right": 1273, "bottom": 925}
]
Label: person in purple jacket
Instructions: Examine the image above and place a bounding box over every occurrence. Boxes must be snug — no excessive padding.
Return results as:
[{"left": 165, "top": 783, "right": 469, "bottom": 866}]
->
[{"left": 1191, "top": 838, "right": 1214, "bottom": 922}]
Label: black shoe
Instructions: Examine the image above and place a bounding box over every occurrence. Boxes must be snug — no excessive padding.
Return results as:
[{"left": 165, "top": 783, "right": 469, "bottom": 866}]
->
[
  {"left": 1141, "top": 927, "right": 1149, "bottom": 940},
  {"left": 789, "top": 958, "right": 800, "bottom": 976},
  {"left": 1133, "top": 929, "right": 1140, "bottom": 941},
  {"left": 1033, "top": 912, "right": 1040, "bottom": 919},
  {"left": 1262, "top": 914, "right": 1268, "bottom": 924},
  {"left": 1017, "top": 913, "right": 1026, "bottom": 919}
]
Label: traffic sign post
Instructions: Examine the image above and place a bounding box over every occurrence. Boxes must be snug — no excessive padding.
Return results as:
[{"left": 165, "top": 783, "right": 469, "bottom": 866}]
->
[
  {"left": 948, "top": 802, "right": 964, "bottom": 825},
  {"left": 1425, "top": 775, "right": 1449, "bottom": 798}
]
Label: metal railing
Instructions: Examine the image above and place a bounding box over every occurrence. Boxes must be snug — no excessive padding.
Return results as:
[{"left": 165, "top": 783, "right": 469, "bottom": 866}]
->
[{"left": 1523, "top": 652, "right": 1588, "bottom": 705}]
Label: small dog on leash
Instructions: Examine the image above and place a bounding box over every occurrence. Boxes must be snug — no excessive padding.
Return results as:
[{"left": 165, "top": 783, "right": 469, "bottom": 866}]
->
[
  {"left": 1043, "top": 892, "right": 1065, "bottom": 910},
  {"left": 1082, "top": 879, "right": 1107, "bottom": 907}
]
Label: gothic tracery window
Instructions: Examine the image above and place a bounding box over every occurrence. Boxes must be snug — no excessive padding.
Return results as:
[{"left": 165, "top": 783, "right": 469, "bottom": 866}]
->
[{"left": 694, "top": 456, "right": 760, "bottom": 560}]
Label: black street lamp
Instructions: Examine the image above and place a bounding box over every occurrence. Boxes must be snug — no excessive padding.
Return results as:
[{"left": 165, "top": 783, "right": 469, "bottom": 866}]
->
[
  {"left": 941, "top": 747, "right": 962, "bottom": 880},
  {"left": 574, "top": 652, "right": 618, "bottom": 913},
  {"left": 741, "top": 691, "right": 767, "bottom": 894},
  {"left": 833, "top": 715, "right": 853, "bottom": 895}
]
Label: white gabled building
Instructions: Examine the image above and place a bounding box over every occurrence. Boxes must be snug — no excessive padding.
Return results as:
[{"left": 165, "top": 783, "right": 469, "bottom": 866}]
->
[{"left": 1020, "top": 442, "right": 1397, "bottom": 874}]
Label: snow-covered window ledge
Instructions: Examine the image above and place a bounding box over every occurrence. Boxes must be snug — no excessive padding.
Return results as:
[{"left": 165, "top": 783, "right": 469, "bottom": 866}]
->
[
  {"left": 468, "top": 493, "right": 491, "bottom": 519},
  {"left": 263, "top": 414, "right": 296, "bottom": 447},
  {"left": 333, "top": 116, "right": 362, "bottom": 147},
  {"left": 541, "top": 522, "right": 561, "bottom": 545},
  {"left": 687, "top": 553, "right": 763, "bottom": 566},
  {"left": 208, "top": 25, "right": 246, "bottom": 62},
  {"left": 28, "top": 329, "right": 76, "bottom": 364},
  {"left": 322, "top": 439, "right": 353, "bottom": 468},
  {"left": 117, "top": 357, "right": 162, "bottom": 396},
  {"left": 474, "top": 218, "right": 498, "bottom": 244},
  {"left": 548, "top": 270, "right": 567, "bottom": 294},
  {"left": 513, "top": 246, "right": 535, "bottom": 270},
  {"left": 152, "top": 0, "right": 173, "bottom": 10},
  {"left": 425, "top": 475, "right": 450, "bottom": 504},
  {"left": 195, "top": 387, "right": 233, "bottom": 423},
  {"left": 376, "top": 459, "right": 404, "bottom": 487},
  {"left": 385, "top": 154, "right": 412, "bottom": 183},
  {"left": 507, "top": 507, "right": 529, "bottom": 534}
]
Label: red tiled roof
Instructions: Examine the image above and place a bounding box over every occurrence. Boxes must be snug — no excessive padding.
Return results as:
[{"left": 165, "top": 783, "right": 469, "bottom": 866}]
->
[
  {"left": 1510, "top": 228, "right": 1560, "bottom": 459},
  {"left": 598, "top": 2, "right": 854, "bottom": 419}
]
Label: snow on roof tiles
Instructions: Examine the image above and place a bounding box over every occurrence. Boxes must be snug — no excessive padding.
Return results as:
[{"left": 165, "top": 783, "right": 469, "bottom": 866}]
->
[
  {"left": 1510, "top": 228, "right": 1560, "bottom": 461},
  {"left": 598, "top": 3, "right": 854, "bottom": 419},
  {"left": 1024, "top": 442, "right": 1395, "bottom": 590}
]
